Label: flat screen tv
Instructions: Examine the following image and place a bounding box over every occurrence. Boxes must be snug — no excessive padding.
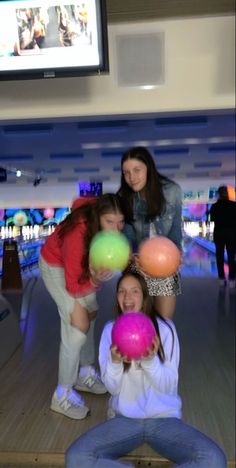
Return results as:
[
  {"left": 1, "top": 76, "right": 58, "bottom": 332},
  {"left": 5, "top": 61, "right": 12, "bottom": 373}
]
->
[{"left": 0, "top": 0, "right": 109, "bottom": 80}]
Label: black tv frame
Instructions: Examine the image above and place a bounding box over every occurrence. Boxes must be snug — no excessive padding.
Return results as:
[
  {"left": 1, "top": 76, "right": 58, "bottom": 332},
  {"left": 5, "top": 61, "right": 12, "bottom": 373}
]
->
[{"left": 0, "top": 0, "right": 109, "bottom": 81}]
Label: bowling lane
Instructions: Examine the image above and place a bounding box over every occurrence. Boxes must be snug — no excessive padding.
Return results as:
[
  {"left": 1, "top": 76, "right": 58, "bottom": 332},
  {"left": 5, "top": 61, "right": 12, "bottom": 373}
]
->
[
  {"left": 181, "top": 219, "right": 229, "bottom": 278},
  {"left": 0, "top": 232, "right": 222, "bottom": 279},
  {"left": 181, "top": 234, "right": 219, "bottom": 277},
  {"left": 0, "top": 225, "right": 54, "bottom": 277},
  {"left": 1, "top": 269, "right": 235, "bottom": 466}
]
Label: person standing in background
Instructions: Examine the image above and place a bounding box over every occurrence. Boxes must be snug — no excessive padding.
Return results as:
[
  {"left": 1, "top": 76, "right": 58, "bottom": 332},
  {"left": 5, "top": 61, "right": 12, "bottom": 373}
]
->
[
  {"left": 117, "top": 146, "right": 182, "bottom": 320},
  {"left": 39, "top": 194, "right": 126, "bottom": 420},
  {"left": 210, "top": 185, "right": 236, "bottom": 289}
]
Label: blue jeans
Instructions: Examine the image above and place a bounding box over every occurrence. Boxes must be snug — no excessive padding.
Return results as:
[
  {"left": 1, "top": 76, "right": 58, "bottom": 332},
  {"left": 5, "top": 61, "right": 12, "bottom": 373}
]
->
[{"left": 65, "top": 415, "right": 227, "bottom": 468}]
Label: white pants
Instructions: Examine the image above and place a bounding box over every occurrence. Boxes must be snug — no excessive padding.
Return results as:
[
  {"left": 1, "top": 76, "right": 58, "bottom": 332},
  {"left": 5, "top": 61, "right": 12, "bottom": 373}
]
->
[{"left": 39, "top": 256, "right": 98, "bottom": 387}]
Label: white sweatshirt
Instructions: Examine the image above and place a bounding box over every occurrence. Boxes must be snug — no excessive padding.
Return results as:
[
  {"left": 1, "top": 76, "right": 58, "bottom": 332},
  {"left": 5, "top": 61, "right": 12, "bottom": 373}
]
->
[{"left": 99, "top": 318, "right": 182, "bottom": 419}]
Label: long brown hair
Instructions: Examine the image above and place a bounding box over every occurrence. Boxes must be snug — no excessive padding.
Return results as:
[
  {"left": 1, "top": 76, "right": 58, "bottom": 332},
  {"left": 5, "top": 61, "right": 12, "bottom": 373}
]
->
[
  {"left": 58, "top": 193, "right": 125, "bottom": 282},
  {"left": 117, "top": 146, "right": 171, "bottom": 222},
  {"left": 114, "top": 271, "right": 171, "bottom": 367}
]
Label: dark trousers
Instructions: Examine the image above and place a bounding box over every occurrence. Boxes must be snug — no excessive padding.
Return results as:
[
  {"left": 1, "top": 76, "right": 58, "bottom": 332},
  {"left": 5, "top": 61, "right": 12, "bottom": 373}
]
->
[{"left": 213, "top": 228, "right": 236, "bottom": 280}]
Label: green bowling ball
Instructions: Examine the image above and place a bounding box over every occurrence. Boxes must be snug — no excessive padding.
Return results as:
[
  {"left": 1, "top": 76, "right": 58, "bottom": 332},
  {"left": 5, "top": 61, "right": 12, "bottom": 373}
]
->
[{"left": 90, "top": 231, "right": 130, "bottom": 271}]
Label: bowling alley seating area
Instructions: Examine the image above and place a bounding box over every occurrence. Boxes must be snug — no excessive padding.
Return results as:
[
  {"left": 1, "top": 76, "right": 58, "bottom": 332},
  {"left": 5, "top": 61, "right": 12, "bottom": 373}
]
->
[{"left": 0, "top": 257, "right": 235, "bottom": 467}]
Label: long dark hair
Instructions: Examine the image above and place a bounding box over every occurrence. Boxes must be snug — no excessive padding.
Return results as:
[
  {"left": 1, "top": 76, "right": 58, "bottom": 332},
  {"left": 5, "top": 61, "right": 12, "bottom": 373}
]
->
[
  {"left": 114, "top": 271, "right": 173, "bottom": 367},
  {"left": 58, "top": 193, "right": 125, "bottom": 282},
  {"left": 117, "top": 146, "right": 171, "bottom": 222}
]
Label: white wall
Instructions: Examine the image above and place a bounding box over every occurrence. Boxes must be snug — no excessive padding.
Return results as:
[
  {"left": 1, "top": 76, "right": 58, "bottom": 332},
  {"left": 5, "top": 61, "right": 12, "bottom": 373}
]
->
[
  {"left": 0, "top": 14, "right": 235, "bottom": 207},
  {"left": 0, "top": 183, "right": 78, "bottom": 208},
  {"left": 0, "top": 15, "right": 235, "bottom": 121},
  {"left": 0, "top": 177, "right": 234, "bottom": 208}
]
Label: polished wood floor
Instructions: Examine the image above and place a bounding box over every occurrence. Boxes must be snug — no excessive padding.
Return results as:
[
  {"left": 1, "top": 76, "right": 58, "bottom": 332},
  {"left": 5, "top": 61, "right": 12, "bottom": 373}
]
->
[{"left": 0, "top": 269, "right": 235, "bottom": 468}]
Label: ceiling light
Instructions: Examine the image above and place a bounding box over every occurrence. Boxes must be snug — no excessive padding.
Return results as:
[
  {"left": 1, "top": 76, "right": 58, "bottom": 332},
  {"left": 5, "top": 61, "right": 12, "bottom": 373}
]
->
[{"left": 139, "top": 85, "right": 157, "bottom": 90}]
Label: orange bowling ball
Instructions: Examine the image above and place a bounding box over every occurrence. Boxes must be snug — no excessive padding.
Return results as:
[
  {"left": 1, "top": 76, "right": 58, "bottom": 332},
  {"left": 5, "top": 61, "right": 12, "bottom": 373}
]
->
[{"left": 138, "top": 236, "right": 181, "bottom": 278}]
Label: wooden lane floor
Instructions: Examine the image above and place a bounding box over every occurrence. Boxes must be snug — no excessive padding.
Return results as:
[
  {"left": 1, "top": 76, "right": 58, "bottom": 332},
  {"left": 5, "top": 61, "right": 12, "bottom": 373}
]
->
[{"left": 0, "top": 273, "right": 235, "bottom": 467}]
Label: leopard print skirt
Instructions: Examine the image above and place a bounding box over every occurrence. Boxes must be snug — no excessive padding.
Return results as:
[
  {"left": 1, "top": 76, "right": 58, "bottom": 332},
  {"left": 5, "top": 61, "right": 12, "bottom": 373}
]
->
[{"left": 128, "top": 262, "right": 181, "bottom": 297}]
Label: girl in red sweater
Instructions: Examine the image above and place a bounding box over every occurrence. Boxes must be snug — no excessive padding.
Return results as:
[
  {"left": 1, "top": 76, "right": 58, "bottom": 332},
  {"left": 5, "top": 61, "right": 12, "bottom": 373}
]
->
[{"left": 39, "top": 194, "right": 126, "bottom": 420}]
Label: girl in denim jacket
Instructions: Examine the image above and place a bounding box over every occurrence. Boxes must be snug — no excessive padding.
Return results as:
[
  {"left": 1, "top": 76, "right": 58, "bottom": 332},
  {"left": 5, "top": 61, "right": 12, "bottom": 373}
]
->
[{"left": 117, "top": 146, "right": 182, "bottom": 319}]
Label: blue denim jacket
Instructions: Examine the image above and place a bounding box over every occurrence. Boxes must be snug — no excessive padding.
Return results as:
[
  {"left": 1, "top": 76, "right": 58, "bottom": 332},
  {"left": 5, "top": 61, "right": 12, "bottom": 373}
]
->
[{"left": 122, "top": 180, "right": 182, "bottom": 252}]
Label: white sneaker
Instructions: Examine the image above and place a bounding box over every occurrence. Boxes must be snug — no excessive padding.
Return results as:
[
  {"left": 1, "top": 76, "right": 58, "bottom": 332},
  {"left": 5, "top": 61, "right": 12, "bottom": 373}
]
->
[
  {"left": 75, "top": 367, "right": 107, "bottom": 394},
  {"left": 50, "top": 388, "right": 90, "bottom": 420}
]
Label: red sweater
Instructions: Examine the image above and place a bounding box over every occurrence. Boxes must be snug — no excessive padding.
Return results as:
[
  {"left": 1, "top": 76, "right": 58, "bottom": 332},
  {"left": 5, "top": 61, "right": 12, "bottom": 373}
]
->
[{"left": 41, "top": 220, "right": 95, "bottom": 296}]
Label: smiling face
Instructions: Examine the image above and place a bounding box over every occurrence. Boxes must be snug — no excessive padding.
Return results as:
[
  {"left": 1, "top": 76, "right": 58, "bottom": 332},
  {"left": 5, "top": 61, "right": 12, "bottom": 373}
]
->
[
  {"left": 122, "top": 158, "right": 147, "bottom": 193},
  {"left": 117, "top": 274, "right": 144, "bottom": 313},
  {"left": 99, "top": 212, "right": 125, "bottom": 232}
]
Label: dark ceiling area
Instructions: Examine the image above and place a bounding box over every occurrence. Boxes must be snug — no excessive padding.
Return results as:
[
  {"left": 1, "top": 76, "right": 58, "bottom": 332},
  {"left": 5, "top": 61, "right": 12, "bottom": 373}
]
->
[{"left": 106, "top": 0, "right": 235, "bottom": 23}]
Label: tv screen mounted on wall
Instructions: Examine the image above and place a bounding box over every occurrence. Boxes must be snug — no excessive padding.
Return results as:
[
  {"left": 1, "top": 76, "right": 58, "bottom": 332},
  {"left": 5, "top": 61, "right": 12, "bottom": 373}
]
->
[{"left": 0, "top": 0, "right": 109, "bottom": 80}]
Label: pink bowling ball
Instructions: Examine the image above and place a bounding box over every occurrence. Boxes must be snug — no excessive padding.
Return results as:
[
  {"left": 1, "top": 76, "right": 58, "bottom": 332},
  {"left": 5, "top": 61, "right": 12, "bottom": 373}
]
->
[{"left": 111, "top": 312, "right": 156, "bottom": 360}]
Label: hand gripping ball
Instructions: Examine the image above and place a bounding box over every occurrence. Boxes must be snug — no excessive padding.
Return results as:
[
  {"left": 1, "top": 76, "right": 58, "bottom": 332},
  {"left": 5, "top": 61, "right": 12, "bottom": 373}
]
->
[
  {"left": 111, "top": 311, "right": 156, "bottom": 360},
  {"left": 138, "top": 236, "right": 181, "bottom": 278},
  {"left": 89, "top": 231, "right": 130, "bottom": 272}
]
